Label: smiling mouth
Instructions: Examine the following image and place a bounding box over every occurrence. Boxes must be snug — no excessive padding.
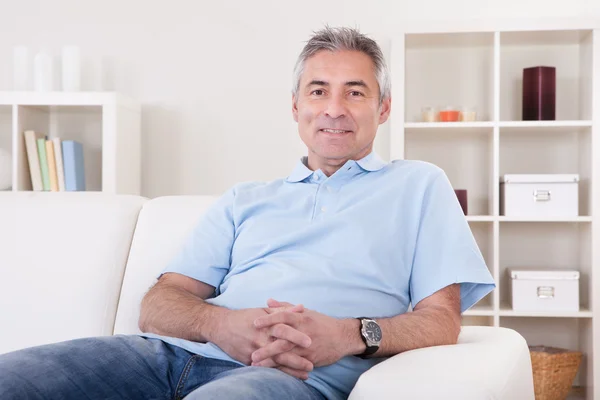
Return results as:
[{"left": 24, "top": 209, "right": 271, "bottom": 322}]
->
[{"left": 319, "top": 129, "right": 352, "bottom": 134}]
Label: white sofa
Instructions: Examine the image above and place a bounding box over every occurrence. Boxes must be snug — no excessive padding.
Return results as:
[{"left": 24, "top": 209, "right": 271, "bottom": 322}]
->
[{"left": 0, "top": 192, "right": 535, "bottom": 399}]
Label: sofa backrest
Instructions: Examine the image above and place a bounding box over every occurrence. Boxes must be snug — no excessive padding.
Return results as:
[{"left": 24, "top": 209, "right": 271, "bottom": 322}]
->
[
  {"left": 114, "top": 195, "right": 218, "bottom": 335},
  {"left": 0, "top": 192, "right": 147, "bottom": 355}
]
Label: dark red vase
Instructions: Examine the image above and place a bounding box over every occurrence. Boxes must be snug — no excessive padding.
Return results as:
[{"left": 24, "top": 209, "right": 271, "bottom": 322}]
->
[
  {"left": 454, "top": 189, "right": 468, "bottom": 215},
  {"left": 522, "top": 66, "right": 556, "bottom": 121}
]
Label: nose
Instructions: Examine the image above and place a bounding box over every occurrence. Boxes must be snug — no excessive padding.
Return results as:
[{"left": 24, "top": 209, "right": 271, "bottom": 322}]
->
[{"left": 324, "top": 95, "right": 347, "bottom": 119}]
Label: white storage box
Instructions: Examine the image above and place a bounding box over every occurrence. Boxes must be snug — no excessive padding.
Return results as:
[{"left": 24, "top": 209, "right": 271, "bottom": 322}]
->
[
  {"left": 500, "top": 174, "right": 579, "bottom": 217},
  {"left": 508, "top": 268, "right": 580, "bottom": 312}
]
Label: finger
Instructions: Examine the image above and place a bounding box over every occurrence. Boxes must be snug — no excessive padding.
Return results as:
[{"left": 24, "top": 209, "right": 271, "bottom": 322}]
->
[
  {"left": 251, "top": 339, "right": 295, "bottom": 363},
  {"left": 269, "top": 323, "right": 311, "bottom": 348},
  {"left": 251, "top": 357, "right": 278, "bottom": 368},
  {"left": 277, "top": 366, "right": 310, "bottom": 381},
  {"left": 273, "top": 352, "right": 314, "bottom": 372},
  {"left": 264, "top": 304, "right": 304, "bottom": 315},
  {"left": 255, "top": 310, "right": 303, "bottom": 328},
  {"left": 267, "top": 298, "right": 294, "bottom": 308}
]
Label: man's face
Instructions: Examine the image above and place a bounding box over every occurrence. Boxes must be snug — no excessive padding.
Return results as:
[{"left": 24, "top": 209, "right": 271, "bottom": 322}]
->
[{"left": 292, "top": 50, "right": 391, "bottom": 164}]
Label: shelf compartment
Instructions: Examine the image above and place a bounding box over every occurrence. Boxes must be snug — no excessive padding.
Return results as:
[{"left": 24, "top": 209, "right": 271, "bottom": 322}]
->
[
  {"left": 14, "top": 105, "right": 103, "bottom": 192},
  {"left": 500, "top": 29, "right": 594, "bottom": 121},
  {"left": 499, "top": 126, "right": 592, "bottom": 216},
  {"left": 500, "top": 316, "right": 592, "bottom": 389},
  {"left": 405, "top": 32, "right": 494, "bottom": 123},
  {"left": 499, "top": 222, "right": 592, "bottom": 312},
  {"left": 405, "top": 128, "right": 494, "bottom": 216},
  {"left": 0, "top": 91, "right": 141, "bottom": 195}
]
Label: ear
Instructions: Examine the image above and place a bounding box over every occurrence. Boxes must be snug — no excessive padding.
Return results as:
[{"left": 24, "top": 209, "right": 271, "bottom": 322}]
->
[
  {"left": 378, "top": 96, "right": 391, "bottom": 125},
  {"left": 292, "top": 94, "right": 299, "bottom": 123}
]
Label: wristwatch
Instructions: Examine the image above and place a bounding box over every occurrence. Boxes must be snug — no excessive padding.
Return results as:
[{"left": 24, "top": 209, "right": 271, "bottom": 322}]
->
[{"left": 357, "top": 318, "right": 382, "bottom": 358}]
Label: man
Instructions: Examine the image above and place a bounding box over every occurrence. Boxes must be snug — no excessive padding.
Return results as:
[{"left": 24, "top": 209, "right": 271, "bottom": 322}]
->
[{"left": 0, "top": 26, "right": 495, "bottom": 400}]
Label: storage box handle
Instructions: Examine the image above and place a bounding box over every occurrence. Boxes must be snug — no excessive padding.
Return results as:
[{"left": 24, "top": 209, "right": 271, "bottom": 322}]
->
[
  {"left": 537, "top": 286, "right": 555, "bottom": 299},
  {"left": 533, "top": 189, "right": 551, "bottom": 202}
]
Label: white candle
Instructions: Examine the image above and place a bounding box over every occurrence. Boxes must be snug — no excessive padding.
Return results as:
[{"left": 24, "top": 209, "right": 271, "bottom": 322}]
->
[
  {"left": 460, "top": 107, "right": 477, "bottom": 122},
  {"left": 422, "top": 106, "right": 436, "bottom": 122},
  {"left": 34, "top": 51, "right": 53, "bottom": 92},
  {"left": 62, "top": 45, "right": 81, "bottom": 91}
]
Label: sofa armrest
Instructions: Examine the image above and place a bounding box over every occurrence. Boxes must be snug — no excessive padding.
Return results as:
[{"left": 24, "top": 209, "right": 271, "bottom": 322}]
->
[{"left": 348, "top": 326, "right": 534, "bottom": 400}]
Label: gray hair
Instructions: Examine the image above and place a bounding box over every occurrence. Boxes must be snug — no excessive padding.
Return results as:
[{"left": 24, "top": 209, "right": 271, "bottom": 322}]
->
[{"left": 292, "top": 26, "right": 391, "bottom": 105}]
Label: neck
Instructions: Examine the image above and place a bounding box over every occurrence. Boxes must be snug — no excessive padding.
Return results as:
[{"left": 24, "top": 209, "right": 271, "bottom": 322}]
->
[
  {"left": 306, "top": 157, "right": 346, "bottom": 177},
  {"left": 306, "top": 147, "right": 372, "bottom": 177}
]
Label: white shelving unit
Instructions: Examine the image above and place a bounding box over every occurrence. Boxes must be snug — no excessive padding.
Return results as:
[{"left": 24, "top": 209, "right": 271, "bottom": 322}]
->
[
  {"left": 390, "top": 19, "right": 599, "bottom": 398},
  {"left": 0, "top": 91, "right": 141, "bottom": 195}
]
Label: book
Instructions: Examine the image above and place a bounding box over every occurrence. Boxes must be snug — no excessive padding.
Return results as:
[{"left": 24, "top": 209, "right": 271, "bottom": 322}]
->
[
  {"left": 62, "top": 140, "right": 85, "bottom": 191},
  {"left": 52, "top": 138, "right": 66, "bottom": 191},
  {"left": 36, "top": 138, "right": 50, "bottom": 191},
  {"left": 24, "top": 130, "right": 43, "bottom": 191},
  {"left": 45, "top": 140, "right": 59, "bottom": 192}
]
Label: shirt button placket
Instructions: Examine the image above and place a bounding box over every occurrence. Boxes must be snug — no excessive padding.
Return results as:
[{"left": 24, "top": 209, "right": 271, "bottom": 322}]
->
[
  {"left": 318, "top": 184, "right": 326, "bottom": 218},
  {"left": 320, "top": 183, "right": 334, "bottom": 217}
]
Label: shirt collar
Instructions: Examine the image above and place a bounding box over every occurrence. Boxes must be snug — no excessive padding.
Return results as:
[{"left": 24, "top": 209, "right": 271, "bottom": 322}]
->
[
  {"left": 286, "top": 151, "right": 387, "bottom": 183},
  {"left": 354, "top": 151, "right": 387, "bottom": 172},
  {"left": 286, "top": 157, "right": 314, "bottom": 183}
]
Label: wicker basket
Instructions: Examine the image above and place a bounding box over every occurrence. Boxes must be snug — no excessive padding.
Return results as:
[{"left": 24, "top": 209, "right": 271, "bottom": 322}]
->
[{"left": 529, "top": 346, "right": 582, "bottom": 400}]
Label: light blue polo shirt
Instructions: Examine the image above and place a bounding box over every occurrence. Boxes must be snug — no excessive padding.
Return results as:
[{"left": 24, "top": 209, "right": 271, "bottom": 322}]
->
[{"left": 142, "top": 151, "right": 495, "bottom": 400}]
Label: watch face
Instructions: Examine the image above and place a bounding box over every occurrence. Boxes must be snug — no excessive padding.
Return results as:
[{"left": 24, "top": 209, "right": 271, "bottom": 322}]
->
[{"left": 365, "top": 321, "right": 382, "bottom": 342}]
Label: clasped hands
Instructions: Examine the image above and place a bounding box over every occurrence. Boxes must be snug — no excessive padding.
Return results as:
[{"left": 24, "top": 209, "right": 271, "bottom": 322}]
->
[{"left": 215, "top": 299, "right": 353, "bottom": 380}]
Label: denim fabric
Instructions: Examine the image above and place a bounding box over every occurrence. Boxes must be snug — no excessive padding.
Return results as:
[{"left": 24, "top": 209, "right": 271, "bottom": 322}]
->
[{"left": 0, "top": 334, "right": 325, "bottom": 400}]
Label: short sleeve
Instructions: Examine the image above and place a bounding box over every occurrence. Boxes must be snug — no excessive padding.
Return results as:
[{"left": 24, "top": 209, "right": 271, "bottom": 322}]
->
[
  {"left": 409, "top": 170, "right": 495, "bottom": 313},
  {"left": 159, "top": 187, "right": 236, "bottom": 292}
]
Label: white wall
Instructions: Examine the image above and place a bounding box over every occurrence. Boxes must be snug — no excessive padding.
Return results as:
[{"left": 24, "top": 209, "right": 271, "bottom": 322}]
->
[{"left": 0, "top": 0, "right": 598, "bottom": 197}]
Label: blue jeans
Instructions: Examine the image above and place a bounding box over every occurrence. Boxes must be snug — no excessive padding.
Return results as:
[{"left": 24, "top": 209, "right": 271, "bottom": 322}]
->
[{"left": 0, "top": 334, "right": 326, "bottom": 400}]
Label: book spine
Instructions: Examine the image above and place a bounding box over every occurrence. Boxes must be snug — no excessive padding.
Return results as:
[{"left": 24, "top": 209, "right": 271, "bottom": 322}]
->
[
  {"left": 46, "top": 140, "right": 59, "bottom": 192},
  {"left": 24, "top": 130, "right": 43, "bottom": 191},
  {"left": 63, "top": 140, "right": 86, "bottom": 191},
  {"left": 36, "top": 138, "right": 50, "bottom": 191},
  {"left": 52, "top": 138, "right": 65, "bottom": 191}
]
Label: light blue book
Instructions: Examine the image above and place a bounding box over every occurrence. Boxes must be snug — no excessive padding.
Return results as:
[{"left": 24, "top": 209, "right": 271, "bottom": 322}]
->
[{"left": 62, "top": 140, "right": 86, "bottom": 191}]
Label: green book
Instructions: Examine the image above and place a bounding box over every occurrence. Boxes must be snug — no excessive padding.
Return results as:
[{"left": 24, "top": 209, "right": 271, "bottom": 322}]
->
[{"left": 37, "top": 138, "right": 50, "bottom": 191}]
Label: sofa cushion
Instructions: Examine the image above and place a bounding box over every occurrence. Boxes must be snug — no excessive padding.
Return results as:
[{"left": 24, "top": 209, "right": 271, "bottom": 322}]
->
[
  {"left": 114, "top": 195, "right": 218, "bottom": 335},
  {"left": 0, "top": 192, "right": 146, "bottom": 355}
]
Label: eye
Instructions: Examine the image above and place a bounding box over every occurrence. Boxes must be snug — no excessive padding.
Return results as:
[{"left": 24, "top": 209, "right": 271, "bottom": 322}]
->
[
  {"left": 349, "top": 91, "right": 364, "bottom": 97},
  {"left": 311, "top": 89, "right": 325, "bottom": 96}
]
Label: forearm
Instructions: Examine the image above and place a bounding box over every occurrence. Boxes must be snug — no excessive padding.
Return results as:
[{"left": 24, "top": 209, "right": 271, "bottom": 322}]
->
[
  {"left": 138, "top": 282, "right": 228, "bottom": 343},
  {"left": 375, "top": 306, "right": 461, "bottom": 357},
  {"left": 340, "top": 306, "right": 461, "bottom": 359}
]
